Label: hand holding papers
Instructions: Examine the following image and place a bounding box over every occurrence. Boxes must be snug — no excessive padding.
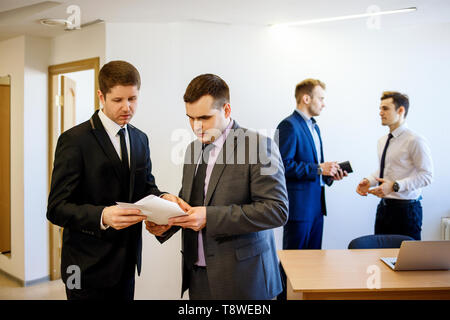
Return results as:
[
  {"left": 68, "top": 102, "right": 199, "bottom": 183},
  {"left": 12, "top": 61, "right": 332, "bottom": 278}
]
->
[
  {"left": 117, "top": 194, "right": 188, "bottom": 225},
  {"left": 102, "top": 205, "right": 147, "bottom": 230}
]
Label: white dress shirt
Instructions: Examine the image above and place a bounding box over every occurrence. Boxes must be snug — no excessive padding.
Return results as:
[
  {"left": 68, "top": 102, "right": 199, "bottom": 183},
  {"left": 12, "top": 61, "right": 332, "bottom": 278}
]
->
[
  {"left": 98, "top": 109, "right": 130, "bottom": 165},
  {"left": 98, "top": 109, "right": 131, "bottom": 229},
  {"left": 366, "top": 123, "right": 433, "bottom": 200}
]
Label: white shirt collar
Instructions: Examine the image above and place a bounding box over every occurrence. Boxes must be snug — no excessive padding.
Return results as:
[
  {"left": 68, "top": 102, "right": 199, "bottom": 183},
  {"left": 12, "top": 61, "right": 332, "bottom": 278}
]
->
[
  {"left": 391, "top": 122, "right": 408, "bottom": 138},
  {"left": 98, "top": 108, "right": 127, "bottom": 136}
]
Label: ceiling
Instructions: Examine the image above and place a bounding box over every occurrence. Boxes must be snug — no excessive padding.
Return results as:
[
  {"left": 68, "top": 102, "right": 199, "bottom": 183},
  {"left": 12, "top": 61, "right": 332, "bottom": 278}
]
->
[{"left": 1, "top": 0, "right": 450, "bottom": 41}]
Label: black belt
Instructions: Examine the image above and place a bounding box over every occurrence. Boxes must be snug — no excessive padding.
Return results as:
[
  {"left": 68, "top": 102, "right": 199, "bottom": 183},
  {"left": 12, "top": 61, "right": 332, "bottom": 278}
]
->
[{"left": 381, "top": 198, "right": 419, "bottom": 206}]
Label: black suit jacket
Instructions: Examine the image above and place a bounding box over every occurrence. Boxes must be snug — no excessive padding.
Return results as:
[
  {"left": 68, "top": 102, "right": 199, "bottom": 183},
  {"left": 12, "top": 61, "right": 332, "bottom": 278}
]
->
[{"left": 47, "top": 110, "right": 163, "bottom": 288}]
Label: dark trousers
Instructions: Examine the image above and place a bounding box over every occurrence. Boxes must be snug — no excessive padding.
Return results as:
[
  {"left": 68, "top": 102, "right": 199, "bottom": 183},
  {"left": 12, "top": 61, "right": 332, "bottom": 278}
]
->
[
  {"left": 188, "top": 266, "right": 212, "bottom": 300},
  {"left": 375, "top": 199, "right": 422, "bottom": 240},
  {"left": 278, "top": 215, "right": 324, "bottom": 300},
  {"left": 282, "top": 216, "right": 324, "bottom": 250}
]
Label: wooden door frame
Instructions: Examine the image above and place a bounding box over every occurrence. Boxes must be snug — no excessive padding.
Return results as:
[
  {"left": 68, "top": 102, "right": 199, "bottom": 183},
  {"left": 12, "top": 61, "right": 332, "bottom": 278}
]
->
[
  {"left": 0, "top": 81, "right": 11, "bottom": 256},
  {"left": 47, "top": 57, "right": 100, "bottom": 280}
]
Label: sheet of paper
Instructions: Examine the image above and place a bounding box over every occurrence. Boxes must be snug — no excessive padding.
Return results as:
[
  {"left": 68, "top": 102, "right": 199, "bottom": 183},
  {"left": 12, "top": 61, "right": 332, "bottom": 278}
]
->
[{"left": 117, "top": 194, "right": 187, "bottom": 225}]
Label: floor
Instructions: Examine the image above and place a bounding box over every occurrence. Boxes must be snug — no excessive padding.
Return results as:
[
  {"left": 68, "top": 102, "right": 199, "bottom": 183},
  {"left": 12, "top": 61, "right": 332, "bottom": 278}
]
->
[
  {"left": 0, "top": 272, "right": 187, "bottom": 300},
  {"left": 0, "top": 272, "right": 66, "bottom": 300}
]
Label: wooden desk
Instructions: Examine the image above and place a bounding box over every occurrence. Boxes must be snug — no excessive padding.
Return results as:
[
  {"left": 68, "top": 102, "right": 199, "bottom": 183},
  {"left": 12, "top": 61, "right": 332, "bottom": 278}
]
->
[{"left": 278, "top": 249, "right": 450, "bottom": 300}]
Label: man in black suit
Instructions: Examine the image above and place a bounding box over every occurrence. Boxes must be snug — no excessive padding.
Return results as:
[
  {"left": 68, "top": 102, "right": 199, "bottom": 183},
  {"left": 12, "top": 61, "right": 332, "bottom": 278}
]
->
[{"left": 47, "top": 60, "right": 179, "bottom": 300}]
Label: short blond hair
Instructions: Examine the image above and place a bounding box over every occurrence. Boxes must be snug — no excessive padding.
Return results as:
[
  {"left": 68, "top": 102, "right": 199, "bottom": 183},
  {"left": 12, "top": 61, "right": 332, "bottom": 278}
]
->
[{"left": 295, "top": 79, "right": 326, "bottom": 105}]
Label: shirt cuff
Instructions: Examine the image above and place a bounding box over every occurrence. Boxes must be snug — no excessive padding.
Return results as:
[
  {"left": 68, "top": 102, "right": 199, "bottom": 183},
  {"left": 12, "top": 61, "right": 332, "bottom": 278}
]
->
[
  {"left": 100, "top": 209, "right": 109, "bottom": 230},
  {"left": 395, "top": 180, "right": 405, "bottom": 192}
]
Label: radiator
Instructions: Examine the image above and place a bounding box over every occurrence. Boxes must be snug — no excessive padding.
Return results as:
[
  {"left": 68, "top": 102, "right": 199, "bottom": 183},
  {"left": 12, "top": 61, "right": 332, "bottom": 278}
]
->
[{"left": 442, "top": 217, "right": 450, "bottom": 240}]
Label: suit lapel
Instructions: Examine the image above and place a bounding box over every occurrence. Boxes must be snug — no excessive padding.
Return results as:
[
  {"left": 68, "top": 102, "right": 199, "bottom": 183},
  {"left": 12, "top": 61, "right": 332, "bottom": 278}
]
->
[
  {"left": 204, "top": 121, "right": 241, "bottom": 206},
  {"left": 89, "top": 111, "right": 123, "bottom": 182},
  {"left": 292, "top": 111, "right": 318, "bottom": 163}
]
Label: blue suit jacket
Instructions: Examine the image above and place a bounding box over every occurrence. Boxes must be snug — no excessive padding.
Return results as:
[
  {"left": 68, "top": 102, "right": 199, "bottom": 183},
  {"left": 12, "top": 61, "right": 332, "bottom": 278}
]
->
[{"left": 277, "top": 111, "right": 333, "bottom": 222}]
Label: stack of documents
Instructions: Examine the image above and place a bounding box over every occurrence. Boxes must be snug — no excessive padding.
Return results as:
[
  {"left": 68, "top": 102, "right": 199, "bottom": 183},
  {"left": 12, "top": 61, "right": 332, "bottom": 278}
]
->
[{"left": 117, "top": 194, "right": 187, "bottom": 225}]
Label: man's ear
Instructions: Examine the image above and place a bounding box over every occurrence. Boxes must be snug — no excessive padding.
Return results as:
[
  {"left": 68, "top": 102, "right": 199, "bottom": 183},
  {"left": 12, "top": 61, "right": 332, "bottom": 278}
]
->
[
  {"left": 223, "top": 103, "right": 231, "bottom": 118},
  {"left": 97, "top": 89, "right": 105, "bottom": 106},
  {"left": 302, "top": 94, "right": 311, "bottom": 105},
  {"left": 398, "top": 105, "right": 406, "bottom": 117}
]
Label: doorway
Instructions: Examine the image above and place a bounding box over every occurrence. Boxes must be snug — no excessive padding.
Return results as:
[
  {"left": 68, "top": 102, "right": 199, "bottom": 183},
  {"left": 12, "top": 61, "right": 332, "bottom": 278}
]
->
[{"left": 48, "top": 57, "right": 99, "bottom": 280}]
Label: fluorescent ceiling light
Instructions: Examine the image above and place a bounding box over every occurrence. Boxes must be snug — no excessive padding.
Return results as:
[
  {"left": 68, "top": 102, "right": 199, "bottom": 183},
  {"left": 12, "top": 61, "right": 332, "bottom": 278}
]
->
[{"left": 272, "top": 7, "right": 417, "bottom": 27}]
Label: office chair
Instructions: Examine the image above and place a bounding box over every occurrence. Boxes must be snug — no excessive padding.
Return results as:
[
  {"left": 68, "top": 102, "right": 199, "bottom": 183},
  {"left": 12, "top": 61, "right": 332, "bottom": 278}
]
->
[{"left": 348, "top": 234, "right": 415, "bottom": 249}]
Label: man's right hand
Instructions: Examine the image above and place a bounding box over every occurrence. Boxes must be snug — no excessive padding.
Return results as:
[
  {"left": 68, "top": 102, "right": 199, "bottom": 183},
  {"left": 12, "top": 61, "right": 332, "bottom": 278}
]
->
[
  {"left": 102, "top": 206, "right": 147, "bottom": 230},
  {"left": 356, "top": 178, "right": 371, "bottom": 196},
  {"left": 320, "top": 162, "right": 340, "bottom": 176}
]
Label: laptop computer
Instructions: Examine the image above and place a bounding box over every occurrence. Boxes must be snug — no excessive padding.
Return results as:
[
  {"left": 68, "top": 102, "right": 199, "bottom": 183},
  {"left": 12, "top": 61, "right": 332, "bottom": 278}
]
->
[{"left": 380, "top": 240, "right": 450, "bottom": 271}]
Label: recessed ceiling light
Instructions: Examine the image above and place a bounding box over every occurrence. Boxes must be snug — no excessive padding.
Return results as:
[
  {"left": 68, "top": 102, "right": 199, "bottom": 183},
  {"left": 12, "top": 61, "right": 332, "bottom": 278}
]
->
[{"left": 39, "top": 18, "right": 71, "bottom": 27}]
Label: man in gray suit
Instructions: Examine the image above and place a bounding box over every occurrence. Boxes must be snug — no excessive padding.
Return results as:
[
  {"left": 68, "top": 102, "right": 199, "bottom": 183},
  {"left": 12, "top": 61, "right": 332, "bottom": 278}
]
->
[{"left": 146, "top": 74, "right": 288, "bottom": 299}]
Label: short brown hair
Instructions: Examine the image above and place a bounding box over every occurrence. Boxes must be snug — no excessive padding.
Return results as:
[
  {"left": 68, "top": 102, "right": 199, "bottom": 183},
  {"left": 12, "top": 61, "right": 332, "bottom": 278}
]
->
[
  {"left": 183, "top": 74, "right": 230, "bottom": 108},
  {"left": 295, "top": 78, "right": 326, "bottom": 105},
  {"left": 98, "top": 60, "right": 141, "bottom": 96},
  {"left": 381, "top": 91, "right": 409, "bottom": 117}
]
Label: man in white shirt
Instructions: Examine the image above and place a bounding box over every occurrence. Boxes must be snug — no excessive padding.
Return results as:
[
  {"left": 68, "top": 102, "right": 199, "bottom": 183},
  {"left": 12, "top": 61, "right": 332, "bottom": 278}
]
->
[{"left": 356, "top": 91, "right": 433, "bottom": 240}]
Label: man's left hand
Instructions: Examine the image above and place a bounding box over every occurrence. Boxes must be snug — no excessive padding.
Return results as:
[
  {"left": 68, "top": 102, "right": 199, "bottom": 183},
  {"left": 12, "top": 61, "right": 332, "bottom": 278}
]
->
[
  {"left": 161, "top": 193, "right": 191, "bottom": 212},
  {"left": 368, "top": 178, "right": 394, "bottom": 198},
  {"left": 168, "top": 206, "right": 206, "bottom": 231},
  {"left": 332, "top": 169, "right": 348, "bottom": 181}
]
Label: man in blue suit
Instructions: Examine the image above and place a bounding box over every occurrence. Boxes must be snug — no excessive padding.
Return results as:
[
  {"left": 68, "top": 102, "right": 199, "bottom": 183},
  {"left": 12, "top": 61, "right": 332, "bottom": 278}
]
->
[
  {"left": 277, "top": 79, "right": 348, "bottom": 251},
  {"left": 276, "top": 79, "right": 347, "bottom": 299}
]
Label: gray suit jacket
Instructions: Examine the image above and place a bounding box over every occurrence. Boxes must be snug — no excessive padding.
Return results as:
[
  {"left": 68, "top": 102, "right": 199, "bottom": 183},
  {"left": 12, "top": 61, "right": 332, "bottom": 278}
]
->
[{"left": 159, "top": 121, "right": 289, "bottom": 299}]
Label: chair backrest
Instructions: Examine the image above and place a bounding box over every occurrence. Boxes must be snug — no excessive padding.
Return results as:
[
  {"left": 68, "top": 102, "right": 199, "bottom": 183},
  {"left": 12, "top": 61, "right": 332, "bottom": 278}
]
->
[{"left": 348, "top": 234, "right": 415, "bottom": 249}]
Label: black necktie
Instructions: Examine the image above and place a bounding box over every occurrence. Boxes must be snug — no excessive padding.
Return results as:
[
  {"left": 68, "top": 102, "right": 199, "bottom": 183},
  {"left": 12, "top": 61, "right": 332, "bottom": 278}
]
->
[
  {"left": 118, "top": 128, "right": 138, "bottom": 278},
  {"left": 379, "top": 133, "right": 393, "bottom": 183},
  {"left": 118, "top": 128, "right": 130, "bottom": 199},
  {"left": 185, "top": 144, "right": 214, "bottom": 269}
]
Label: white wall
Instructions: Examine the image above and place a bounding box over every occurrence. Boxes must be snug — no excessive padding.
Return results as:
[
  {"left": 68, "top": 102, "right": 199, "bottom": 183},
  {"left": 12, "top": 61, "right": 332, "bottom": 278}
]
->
[
  {"left": 0, "top": 23, "right": 105, "bottom": 284},
  {"left": 23, "top": 36, "right": 51, "bottom": 282},
  {"left": 0, "top": 36, "right": 25, "bottom": 281},
  {"left": 50, "top": 23, "right": 106, "bottom": 66},
  {"left": 105, "top": 20, "right": 450, "bottom": 298},
  {"left": 0, "top": 35, "right": 51, "bottom": 284}
]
